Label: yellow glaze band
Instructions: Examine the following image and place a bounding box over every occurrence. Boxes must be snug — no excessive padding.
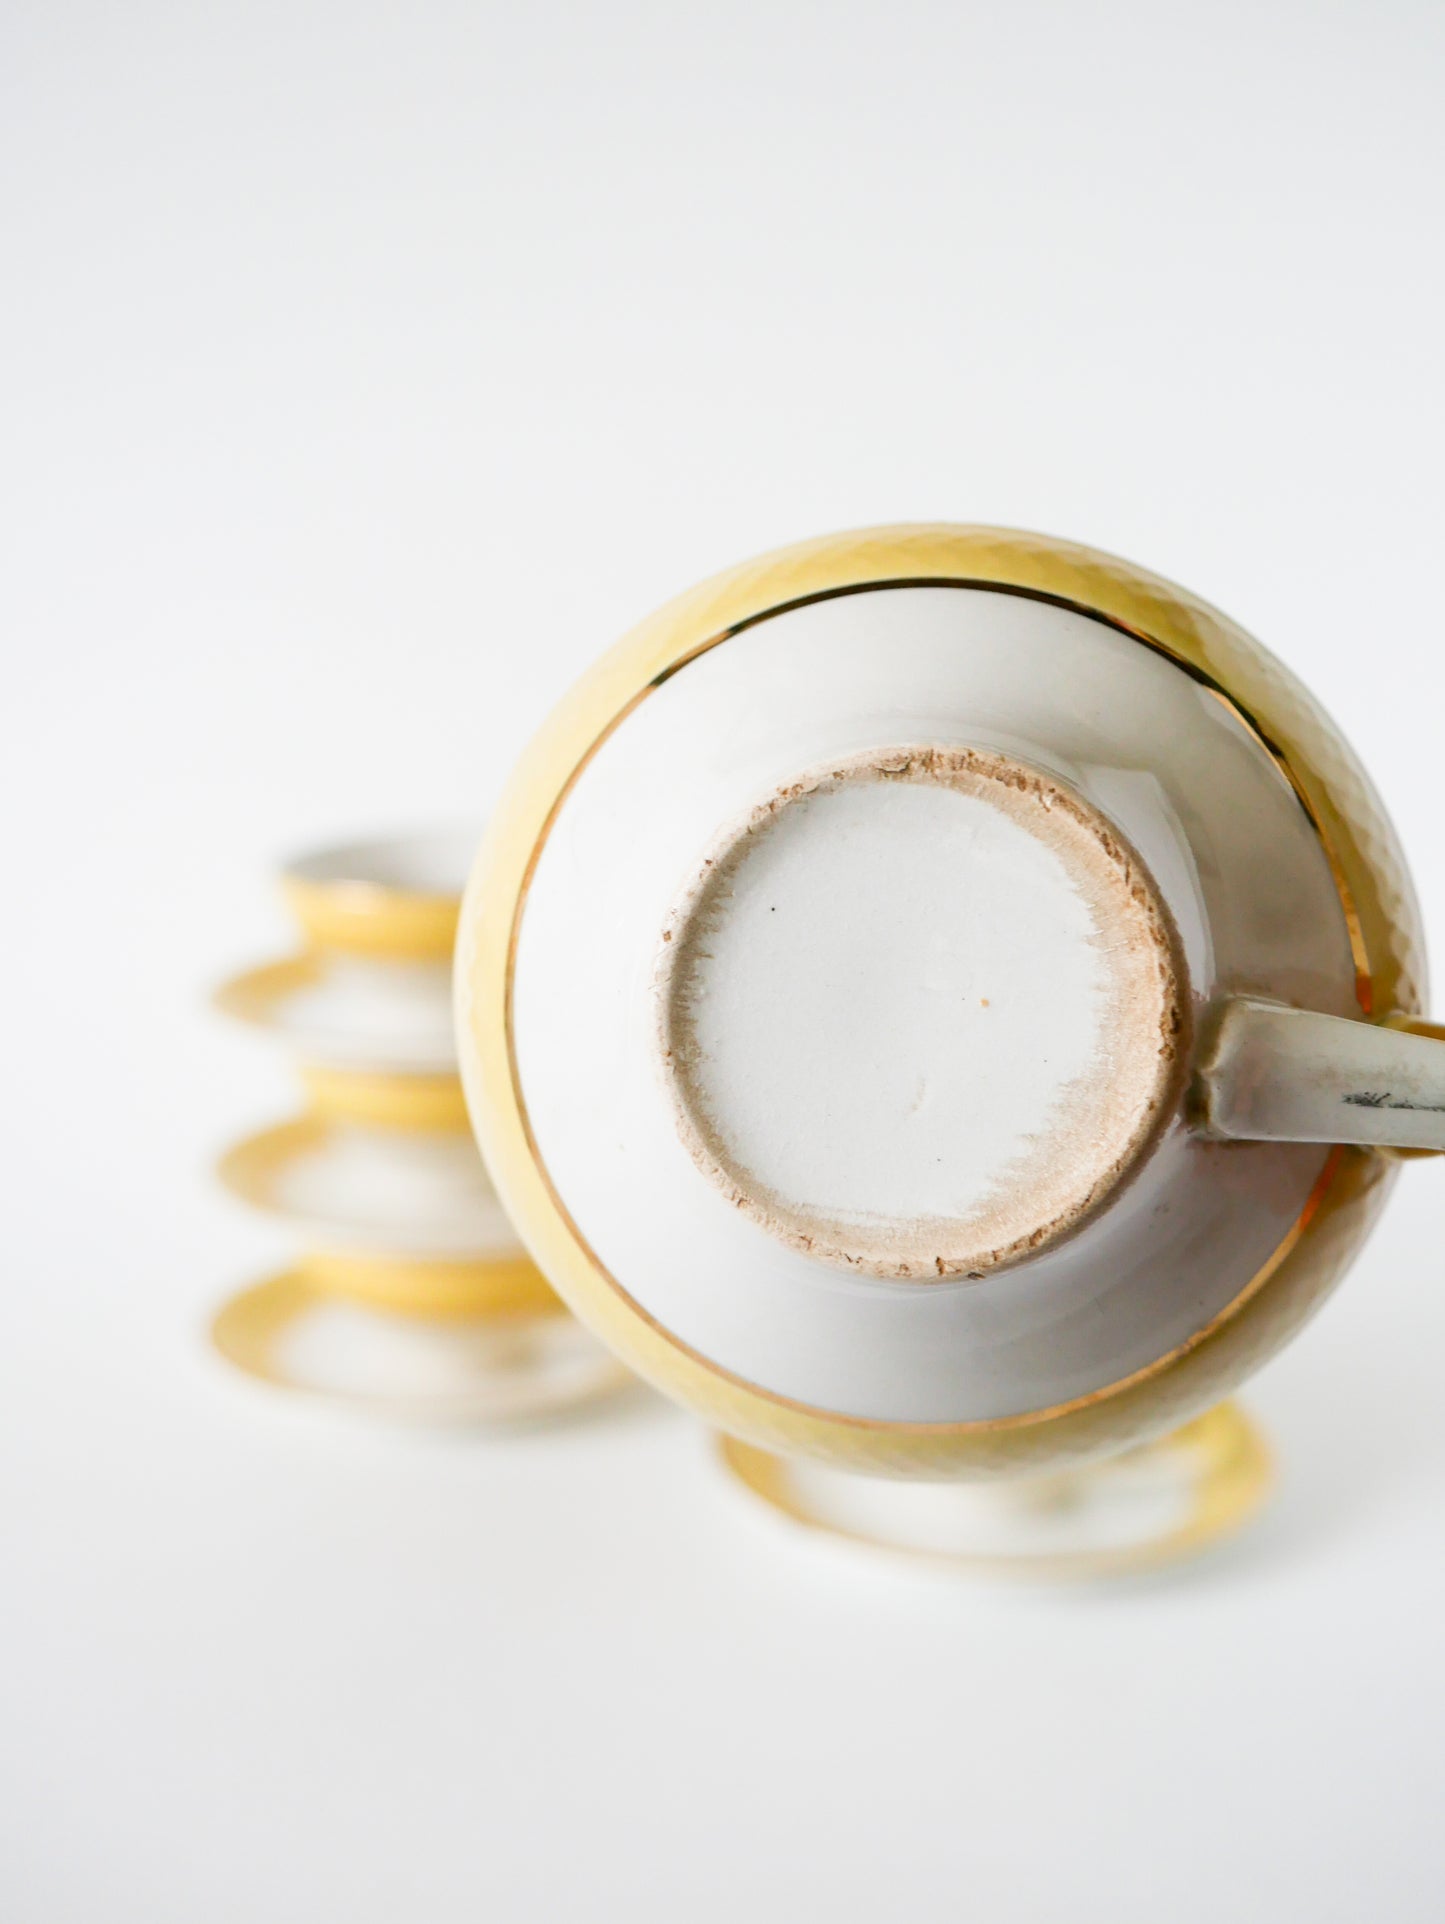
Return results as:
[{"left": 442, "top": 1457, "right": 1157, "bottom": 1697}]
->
[
  {"left": 458, "top": 524, "right": 1425, "bottom": 1479},
  {"left": 212, "top": 952, "right": 322, "bottom": 1029},
  {"left": 216, "top": 1115, "right": 326, "bottom": 1215},
  {"left": 298, "top": 1066, "right": 471, "bottom": 1132},
  {"left": 282, "top": 875, "right": 460, "bottom": 962},
  {"left": 300, "top": 1249, "right": 561, "bottom": 1319}
]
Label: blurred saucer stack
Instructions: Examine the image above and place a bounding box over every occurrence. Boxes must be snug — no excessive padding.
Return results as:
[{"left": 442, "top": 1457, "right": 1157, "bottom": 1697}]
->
[{"left": 211, "top": 830, "right": 629, "bottom": 1422}]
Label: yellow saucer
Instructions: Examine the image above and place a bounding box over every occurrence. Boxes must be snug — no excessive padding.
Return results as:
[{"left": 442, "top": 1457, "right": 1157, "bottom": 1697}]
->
[
  {"left": 210, "top": 1272, "right": 631, "bottom": 1425},
  {"left": 719, "top": 1401, "right": 1272, "bottom": 1580},
  {"left": 213, "top": 951, "right": 458, "bottom": 1075},
  {"left": 216, "top": 1113, "right": 516, "bottom": 1255}
]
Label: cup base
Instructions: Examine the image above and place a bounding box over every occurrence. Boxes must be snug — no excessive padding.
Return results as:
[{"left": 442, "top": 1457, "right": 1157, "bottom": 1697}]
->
[
  {"left": 717, "top": 1402, "right": 1271, "bottom": 1579},
  {"left": 656, "top": 745, "right": 1184, "bottom": 1281}
]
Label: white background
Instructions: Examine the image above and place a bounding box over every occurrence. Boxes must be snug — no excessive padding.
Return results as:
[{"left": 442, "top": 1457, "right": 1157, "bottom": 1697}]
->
[{"left": 4, "top": 3, "right": 1444, "bottom": 1918}]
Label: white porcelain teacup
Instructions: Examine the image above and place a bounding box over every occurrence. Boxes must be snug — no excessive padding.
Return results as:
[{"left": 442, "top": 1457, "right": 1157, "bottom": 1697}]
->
[{"left": 456, "top": 525, "right": 1445, "bottom": 1482}]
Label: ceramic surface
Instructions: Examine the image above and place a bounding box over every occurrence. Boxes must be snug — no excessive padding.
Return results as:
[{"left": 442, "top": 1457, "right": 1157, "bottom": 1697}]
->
[
  {"left": 656, "top": 745, "right": 1185, "bottom": 1280},
  {"left": 210, "top": 1273, "right": 629, "bottom": 1424},
  {"left": 300, "top": 1248, "right": 562, "bottom": 1318},
  {"left": 217, "top": 1115, "right": 523, "bottom": 1257},
  {"left": 214, "top": 952, "right": 457, "bottom": 1074},
  {"left": 211, "top": 822, "right": 637, "bottom": 1426},
  {"left": 457, "top": 525, "right": 1431, "bottom": 1477},
  {"left": 296, "top": 1066, "right": 472, "bottom": 1132},
  {"left": 282, "top": 828, "right": 476, "bottom": 960}
]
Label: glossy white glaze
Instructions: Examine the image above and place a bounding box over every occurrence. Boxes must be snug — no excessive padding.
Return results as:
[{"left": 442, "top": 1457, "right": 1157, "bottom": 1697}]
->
[{"left": 511, "top": 585, "right": 1357, "bottom": 1422}]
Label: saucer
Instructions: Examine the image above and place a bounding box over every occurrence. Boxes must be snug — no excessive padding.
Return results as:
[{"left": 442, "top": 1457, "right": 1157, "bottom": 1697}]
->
[
  {"left": 217, "top": 1115, "right": 519, "bottom": 1255},
  {"left": 210, "top": 1272, "right": 631, "bottom": 1424},
  {"left": 281, "top": 828, "right": 476, "bottom": 960},
  {"left": 718, "top": 1402, "right": 1271, "bottom": 1579},
  {"left": 213, "top": 951, "right": 457, "bottom": 1074}
]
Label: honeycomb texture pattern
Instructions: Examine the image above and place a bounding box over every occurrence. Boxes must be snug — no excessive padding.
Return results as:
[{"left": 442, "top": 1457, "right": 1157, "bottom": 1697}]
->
[{"left": 458, "top": 525, "right": 1425, "bottom": 1479}]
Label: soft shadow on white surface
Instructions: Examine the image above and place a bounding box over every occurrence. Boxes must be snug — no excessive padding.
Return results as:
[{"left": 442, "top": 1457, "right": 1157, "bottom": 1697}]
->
[{"left": 5, "top": 1, "right": 1445, "bottom": 1919}]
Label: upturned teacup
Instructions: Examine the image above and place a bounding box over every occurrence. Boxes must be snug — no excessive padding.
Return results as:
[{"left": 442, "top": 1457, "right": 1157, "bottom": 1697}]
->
[{"left": 456, "top": 526, "right": 1443, "bottom": 1479}]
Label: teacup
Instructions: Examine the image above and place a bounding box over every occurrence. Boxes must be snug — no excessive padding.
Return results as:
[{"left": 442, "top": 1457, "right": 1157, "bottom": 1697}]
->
[
  {"left": 456, "top": 525, "right": 1444, "bottom": 1481},
  {"left": 282, "top": 828, "right": 476, "bottom": 961},
  {"left": 212, "top": 825, "right": 630, "bottom": 1423},
  {"left": 215, "top": 827, "right": 479, "bottom": 1073}
]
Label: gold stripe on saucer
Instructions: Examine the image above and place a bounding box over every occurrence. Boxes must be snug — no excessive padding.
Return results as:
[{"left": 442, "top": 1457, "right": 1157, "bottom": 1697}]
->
[
  {"left": 216, "top": 1115, "right": 325, "bottom": 1214},
  {"left": 212, "top": 952, "right": 322, "bottom": 1029}
]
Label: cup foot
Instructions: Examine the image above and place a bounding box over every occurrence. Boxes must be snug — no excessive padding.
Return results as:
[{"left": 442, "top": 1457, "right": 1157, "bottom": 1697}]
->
[
  {"left": 209, "top": 1272, "right": 631, "bottom": 1425},
  {"left": 718, "top": 1402, "right": 1272, "bottom": 1579}
]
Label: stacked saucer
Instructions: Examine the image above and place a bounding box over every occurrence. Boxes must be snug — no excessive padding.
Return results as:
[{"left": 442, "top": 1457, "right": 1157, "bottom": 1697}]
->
[
  {"left": 211, "top": 830, "right": 629, "bottom": 1422},
  {"left": 719, "top": 1405, "right": 1271, "bottom": 1580}
]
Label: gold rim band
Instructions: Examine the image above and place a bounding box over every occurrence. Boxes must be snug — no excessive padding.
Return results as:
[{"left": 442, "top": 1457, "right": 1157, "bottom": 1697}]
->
[
  {"left": 212, "top": 952, "right": 321, "bottom": 1029},
  {"left": 459, "top": 524, "right": 1423, "bottom": 1476},
  {"left": 209, "top": 1272, "right": 627, "bottom": 1419},
  {"left": 216, "top": 1115, "right": 327, "bottom": 1214},
  {"left": 719, "top": 1400, "right": 1273, "bottom": 1580}
]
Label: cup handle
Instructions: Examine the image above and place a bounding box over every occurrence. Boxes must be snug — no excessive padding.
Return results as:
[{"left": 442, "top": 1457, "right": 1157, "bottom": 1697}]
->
[{"left": 1198, "top": 998, "right": 1445, "bottom": 1153}]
